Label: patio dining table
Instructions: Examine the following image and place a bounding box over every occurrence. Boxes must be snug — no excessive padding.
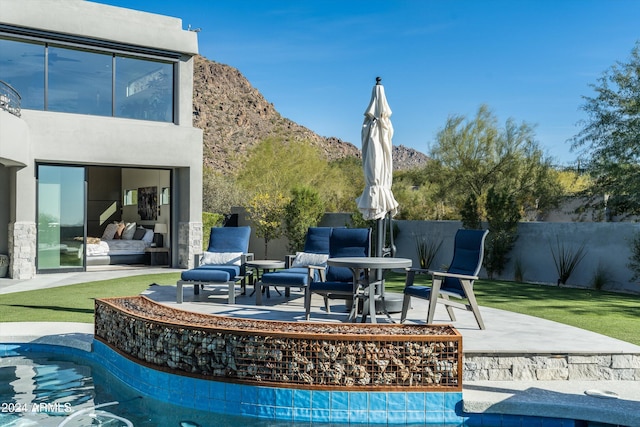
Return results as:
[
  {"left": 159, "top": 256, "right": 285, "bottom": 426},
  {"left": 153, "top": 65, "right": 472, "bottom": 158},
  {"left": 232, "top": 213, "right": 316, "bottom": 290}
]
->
[{"left": 326, "top": 256, "right": 412, "bottom": 323}]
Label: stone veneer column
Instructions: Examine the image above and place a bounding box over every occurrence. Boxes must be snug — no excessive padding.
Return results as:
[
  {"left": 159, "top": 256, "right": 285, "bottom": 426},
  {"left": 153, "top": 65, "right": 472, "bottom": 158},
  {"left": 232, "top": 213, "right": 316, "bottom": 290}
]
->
[
  {"left": 178, "top": 221, "right": 201, "bottom": 269},
  {"left": 8, "top": 221, "right": 36, "bottom": 279}
]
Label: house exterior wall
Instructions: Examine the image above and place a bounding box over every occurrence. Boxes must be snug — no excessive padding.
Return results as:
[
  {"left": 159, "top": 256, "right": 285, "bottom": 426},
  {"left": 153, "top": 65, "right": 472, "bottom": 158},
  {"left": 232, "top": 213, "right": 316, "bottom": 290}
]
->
[{"left": 0, "top": 0, "right": 203, "bottom": 279}]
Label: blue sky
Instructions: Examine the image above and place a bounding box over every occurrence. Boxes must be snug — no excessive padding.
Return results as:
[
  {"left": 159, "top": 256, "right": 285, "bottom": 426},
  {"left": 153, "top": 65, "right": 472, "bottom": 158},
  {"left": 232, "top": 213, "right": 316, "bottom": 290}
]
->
[{"left": 98, "top": 0, "right": 640, "bottom": 165}]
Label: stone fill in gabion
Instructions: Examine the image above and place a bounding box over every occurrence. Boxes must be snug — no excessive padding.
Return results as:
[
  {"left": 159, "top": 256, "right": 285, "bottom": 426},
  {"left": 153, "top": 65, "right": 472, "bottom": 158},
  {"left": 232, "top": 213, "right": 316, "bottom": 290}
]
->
[{"left": 95, "top": 296, "right": 462, "bottom": 390}]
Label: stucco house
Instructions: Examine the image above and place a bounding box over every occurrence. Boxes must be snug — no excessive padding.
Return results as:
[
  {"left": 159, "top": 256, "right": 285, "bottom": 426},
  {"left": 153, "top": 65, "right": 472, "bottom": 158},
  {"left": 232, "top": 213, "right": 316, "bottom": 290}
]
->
[{"left": 0, "top": 0, "right": 203, "bottom": 279}]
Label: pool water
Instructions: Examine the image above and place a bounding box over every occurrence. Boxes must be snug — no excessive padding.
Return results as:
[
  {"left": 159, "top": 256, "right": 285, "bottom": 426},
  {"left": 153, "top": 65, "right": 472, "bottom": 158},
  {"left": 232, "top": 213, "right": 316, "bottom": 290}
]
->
[
  {"left": 0, "top": 352, "right": 274, "bottom": 427},
  {"left": 0, "top": 351, "right": 624, "bottom": 427}
]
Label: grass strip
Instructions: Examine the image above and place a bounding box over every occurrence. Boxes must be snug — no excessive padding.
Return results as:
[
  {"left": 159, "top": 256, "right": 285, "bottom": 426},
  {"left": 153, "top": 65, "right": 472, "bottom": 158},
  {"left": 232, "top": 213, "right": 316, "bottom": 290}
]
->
[{"left": 0, "top": 273, "right": 180, "bottom": 323}]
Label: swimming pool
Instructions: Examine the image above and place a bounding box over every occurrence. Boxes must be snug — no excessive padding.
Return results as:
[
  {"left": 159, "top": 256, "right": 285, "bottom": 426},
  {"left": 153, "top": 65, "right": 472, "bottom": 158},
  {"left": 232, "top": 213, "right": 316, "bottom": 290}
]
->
[
  {"left": 0, "top": 350, "right": 315, "bottom": 427},
  {"left": 0, "top": 343, "right": 623, "bottom": 427}
]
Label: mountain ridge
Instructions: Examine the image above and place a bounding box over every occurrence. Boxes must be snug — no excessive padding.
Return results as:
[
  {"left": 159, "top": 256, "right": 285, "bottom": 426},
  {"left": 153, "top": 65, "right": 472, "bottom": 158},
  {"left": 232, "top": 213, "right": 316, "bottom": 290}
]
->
[{"left": 192, "top": 55, "right": 429, "bottom": 173}]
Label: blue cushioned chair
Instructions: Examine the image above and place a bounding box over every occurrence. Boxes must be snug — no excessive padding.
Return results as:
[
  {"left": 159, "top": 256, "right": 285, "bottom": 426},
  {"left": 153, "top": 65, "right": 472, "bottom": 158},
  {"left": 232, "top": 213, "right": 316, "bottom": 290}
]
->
[
  {"left": 304, "top": 228, "right": 371, "bottom": 320},
  {"left": 177, "top": 226, "right": 253, "bottom": 304},
  {"left": 401, "top": 229, "right": 488, "bottom": 329},
  {"left": 256, "top": 227, "right": 333, "bottom": 305}
]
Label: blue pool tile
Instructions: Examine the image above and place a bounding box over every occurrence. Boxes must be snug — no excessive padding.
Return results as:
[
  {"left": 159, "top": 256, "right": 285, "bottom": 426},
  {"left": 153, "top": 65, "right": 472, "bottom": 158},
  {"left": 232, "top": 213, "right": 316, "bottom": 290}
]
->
[
  {"left": 151, "top": 370, "right": 169, "bottom": 392},
  {"left": 241, "top": 384, "right": 258, "bottom": 403},
  {"left": 424, "top": 410, "right": 445, "bottom": 423},
  {"left": 367, "top": 410, "right": 387, "bottom": 423},
  {"left": 406, "top": 391, "right": 426, "bottom": 411},
  {"left": 369, "top": 391, "right": 388, "bottom": 411},
  {"left": 257, "top": 386, "right": 276, "bottom": 405},
  {"left": 274, "top": 406, "right": 293, "bottom": 421},
  {"left": 348, "top": 409, "right": 368, "bottom": 423},
  {"left": 255, "top": 402, "right": 275, "bottom": 419},
  {"left": 209, "top": 380, "right": 225, "bottom": 400},
  {"left": 207, "top": 398, "right": 225, "bottom": 413},
  {"left": 194, "top": 378, "right": 209, "bottom": 399},
  {"left": 426, "top": 392, "right": 444, "bottom": 410},
  {"left": 293, "top": 389, "right": 311, "bottom": 408},
  {"left": 348, "top": 391, "right": 368, "bottom": 410},
  {"left": 443, "top": 409, "right": 465, "bottom": 423},
  {"left": 293, "top": 407, "right": 312, "bottom": 422},
  {"left": 330, "top": 409, "right": 349, "bottom": 423},
  {"left": 311, "top": 390, "right": 330, "bottom": 409},
  {"left": 223, "top": 400, "right": 241, "bottom": 414},
  {"left": 311, "top": 408, "right": 330, "bottom": 423},
  {"left": 239, "top": 402, "right": 259, "bottom": 417},
  {"left": 405, "top": 410, "right": 427, "bottom": 424},
  {"left": 388, "top": 392, "right": 407, "bottom": 411},
  {"left": 387, "top": 408, "right": 407, "bottom": 424},
  {"left": 275, "top": 388, "right": 293, "bottom": 407},
  {"left": 330, "top": 391, "right": 349, "bottom": 410},
  {"left": 444, "top": 391, "right": 463, "bottom": 409},
  {"left": 225, "top": 383, "right": 242, "bottom": 403}
]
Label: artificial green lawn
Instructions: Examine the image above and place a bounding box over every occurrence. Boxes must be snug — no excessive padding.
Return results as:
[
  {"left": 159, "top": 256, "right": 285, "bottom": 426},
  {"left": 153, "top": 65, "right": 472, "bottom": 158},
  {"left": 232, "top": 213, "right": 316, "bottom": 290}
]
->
[
  {"left": 0, "top": 273, "right": 180, "bottom": 323},
  {"left": 1, "top": 271, "right": 638, "bottom": 346}
]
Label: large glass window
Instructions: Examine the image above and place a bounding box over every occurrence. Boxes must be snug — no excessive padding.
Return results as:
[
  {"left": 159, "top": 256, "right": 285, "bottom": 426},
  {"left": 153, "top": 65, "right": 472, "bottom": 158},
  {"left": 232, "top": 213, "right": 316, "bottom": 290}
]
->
[
  {"left": 0, "top": 38, "right": 45, "bottom": 110},
  {"left": 0, "top": 36, "right": 174, "bottom": 122},
  {"left": 47, "top": 46, "right": 112, "bottom": 116},
  {"left": 37, "top": 165, "right": 86, "bottom": 272},
  {"left": 116, "top": 56, "right": 173, "bottom": 122}
]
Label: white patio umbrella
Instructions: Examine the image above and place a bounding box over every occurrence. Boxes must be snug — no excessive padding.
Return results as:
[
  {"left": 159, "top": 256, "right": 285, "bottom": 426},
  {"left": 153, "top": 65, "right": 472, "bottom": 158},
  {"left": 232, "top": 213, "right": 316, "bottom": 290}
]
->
[{"left": 356, "top": 77, "right": 399, "bottom": 257}]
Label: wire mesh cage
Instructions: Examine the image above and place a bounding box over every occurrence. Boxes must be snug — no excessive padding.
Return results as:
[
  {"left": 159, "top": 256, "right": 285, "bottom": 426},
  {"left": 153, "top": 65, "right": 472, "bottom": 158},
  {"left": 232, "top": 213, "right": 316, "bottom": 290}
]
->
[{"left": 95, "top": 296, "right": 462, "bottom": 391}]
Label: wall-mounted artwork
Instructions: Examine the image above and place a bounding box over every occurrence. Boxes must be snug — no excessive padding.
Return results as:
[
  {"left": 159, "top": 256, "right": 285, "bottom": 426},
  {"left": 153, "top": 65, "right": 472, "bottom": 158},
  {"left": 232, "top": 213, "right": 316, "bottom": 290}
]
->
[{"left": 138, "top": 186, "right": 157, "bottom": 220}]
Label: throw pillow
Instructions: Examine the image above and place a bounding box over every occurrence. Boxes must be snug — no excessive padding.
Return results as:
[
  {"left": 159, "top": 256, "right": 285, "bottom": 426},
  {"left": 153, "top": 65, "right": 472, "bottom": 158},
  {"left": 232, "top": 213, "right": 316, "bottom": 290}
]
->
[
  {"left": 102, "top": 223, "right": 118, "bottom": 240},
  {"left": 142, "top": 229, "right": 154, "bottom": 244},
  {"left": 122, "top": 222, "right": 137, "bottom": 240},
  {"left": 201, "top": 251, "right": 243, "bottom": 266},
  {"left": 113, "top": 222, "right": 125, "bottom": 239},
  {"left": 291, "top": 252, "right": 329, "bottom": 268},
  {"left": 133, "top": 227, "right": 147, "bottom": 240}
]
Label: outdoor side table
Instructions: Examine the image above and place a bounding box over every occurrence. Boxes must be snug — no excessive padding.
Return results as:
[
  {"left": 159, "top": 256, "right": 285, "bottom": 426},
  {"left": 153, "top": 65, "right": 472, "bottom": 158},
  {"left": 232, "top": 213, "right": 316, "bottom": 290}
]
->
[
  {"left": 145, "top": 247, "right": 170, "bottom": 266},
  {"left": 326, "top": 257, "right": 412, "bottom": 324},
  {"left": 246, "top": 260, "right": 286, "bottom": 301}
]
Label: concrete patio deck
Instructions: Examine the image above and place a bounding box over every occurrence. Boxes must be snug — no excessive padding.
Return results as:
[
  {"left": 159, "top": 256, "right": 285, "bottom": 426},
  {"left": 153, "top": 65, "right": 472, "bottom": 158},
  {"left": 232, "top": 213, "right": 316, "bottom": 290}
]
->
[{"left": 1, "top": 268, "right": 639, "bottom": 425}]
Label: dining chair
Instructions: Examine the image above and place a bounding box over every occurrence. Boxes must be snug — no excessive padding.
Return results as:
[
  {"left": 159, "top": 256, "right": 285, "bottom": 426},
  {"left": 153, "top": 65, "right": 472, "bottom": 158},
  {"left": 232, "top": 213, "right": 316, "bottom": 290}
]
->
[
  {"left": 401, "top": 228, "right": 488, "bottom": 329},
  {"left": 304, "top": 228, "right": 371, "bottom": 320}
]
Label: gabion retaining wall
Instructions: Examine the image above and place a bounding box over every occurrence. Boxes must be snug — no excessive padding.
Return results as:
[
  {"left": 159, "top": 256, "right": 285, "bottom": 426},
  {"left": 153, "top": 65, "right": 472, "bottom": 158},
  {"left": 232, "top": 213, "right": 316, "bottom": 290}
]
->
[{"left": 94, "top": 296, "right": 462, "bottom": 391}]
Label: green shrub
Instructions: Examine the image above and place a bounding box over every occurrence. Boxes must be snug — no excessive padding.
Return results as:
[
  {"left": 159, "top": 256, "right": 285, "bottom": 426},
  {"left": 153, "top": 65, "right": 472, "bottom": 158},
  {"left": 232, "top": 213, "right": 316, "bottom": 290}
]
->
[
  {"left": 283, "top": 186, "right": 325, "bottom": 252},
  {"left": 484, "top": 187, "right": 520, "bottom": 278},
  {"left": 415, "top": 235, "right": 442, "bottom": 269},
  {"left": 550, "top": 236, "right": 587, "bottom": 286}
]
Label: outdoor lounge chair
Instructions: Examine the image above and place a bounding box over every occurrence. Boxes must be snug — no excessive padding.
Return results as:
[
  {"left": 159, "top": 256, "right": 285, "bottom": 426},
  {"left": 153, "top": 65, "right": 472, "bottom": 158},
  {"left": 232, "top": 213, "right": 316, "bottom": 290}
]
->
[
  {"left": 256, "top": 227, "right": 333, "bottom": 305},
  {"left": 176, "top": 226, "right": 253, "bottom": 304},
  {"left": 401, "top": 228, "right": 488, "bottom": 329},
  {"left": 304, "top": 228, "right": 371, "bottom": 320}
]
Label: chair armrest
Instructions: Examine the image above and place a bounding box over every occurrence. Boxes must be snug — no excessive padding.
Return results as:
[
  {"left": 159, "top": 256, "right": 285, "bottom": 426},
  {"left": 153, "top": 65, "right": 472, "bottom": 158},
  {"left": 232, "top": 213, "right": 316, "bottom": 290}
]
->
[
  {"left": 285, "top": 254, "right": 296, "bottom": 268},
  {"left": 406, "top": 267, "right": 430, "bottom": 274},
  {"left": 194, "top": 253, "right": 203, "bottom": 268},
  {"left": 308, "top": 265, "right": 326, "bottom": 282},
  {"left": 430, "top": 270, "right": 479, "bottom": 281},
  {"left": 240, "top": 253, "right": 254, "bottom": 275}
]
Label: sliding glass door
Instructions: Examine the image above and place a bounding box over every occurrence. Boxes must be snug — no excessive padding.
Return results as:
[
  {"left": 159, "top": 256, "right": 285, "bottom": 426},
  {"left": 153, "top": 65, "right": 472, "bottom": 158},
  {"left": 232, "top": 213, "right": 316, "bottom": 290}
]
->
[{"left": 37, "top": 165, "right": 86, "bottom": 272}]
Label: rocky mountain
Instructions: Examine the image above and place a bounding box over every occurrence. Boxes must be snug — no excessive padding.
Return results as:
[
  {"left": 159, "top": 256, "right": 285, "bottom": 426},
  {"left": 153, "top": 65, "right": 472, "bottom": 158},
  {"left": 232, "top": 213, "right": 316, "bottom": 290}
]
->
[{"left": 192, "top": 55, "right": 429, "bottom": 173}]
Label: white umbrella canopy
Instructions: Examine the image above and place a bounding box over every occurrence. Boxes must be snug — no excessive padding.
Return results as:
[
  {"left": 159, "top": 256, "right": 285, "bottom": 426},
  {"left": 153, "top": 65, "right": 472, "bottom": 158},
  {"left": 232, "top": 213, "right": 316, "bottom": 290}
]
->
[{"left": 356, "top": 79, "right": 399, "bottom": 221}]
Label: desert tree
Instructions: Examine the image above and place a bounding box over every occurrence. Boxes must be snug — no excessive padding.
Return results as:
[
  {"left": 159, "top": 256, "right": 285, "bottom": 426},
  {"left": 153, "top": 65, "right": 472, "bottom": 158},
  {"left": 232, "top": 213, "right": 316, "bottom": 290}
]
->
[{"left": 570, "top": 42, "right": 640, "bottom": 216}]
